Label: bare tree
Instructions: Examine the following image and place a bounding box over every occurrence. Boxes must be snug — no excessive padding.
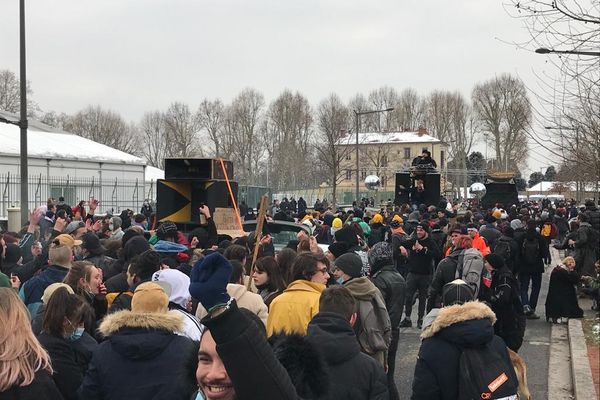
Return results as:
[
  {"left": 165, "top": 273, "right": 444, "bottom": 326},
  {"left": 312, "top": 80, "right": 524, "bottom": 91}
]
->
[
  {"left": 0, "top": 69, "right": 40, "bottom": 117},
  {"left": 314, "top": 94, "right": 351, "bottom": 206},
  {"left": 63, "top": 105, "right": 136, "bottom": 154},
  {"left": 472, "top": 74, "right": 531, "bottom": 170},
  {"left": 40, "top": 110, "right": 70, "bottom": 129},
  {"left": 425, "top": 90, "right": 477, "bottom": 196},
  {"left": 394, "top": 88, "right": 425, "bottom": 131},
  {"left": 504, "top": 0, "right": 599, "bottom": 195},
  {"left": 197, "top": 99, "right": 225, "bottom": 157},
  {"left": 367, "top": 86, "right": 398, "bottom": 131},
  {"left": 227, "top": 88, "right": 265, "bottom": 183},
  {"left": 262, "top": 89, "right": 313, "bottom": 190},
  {"left": 139, "top": 111, "right": 169, "bottom": 168},
  {"left": 164, "top": 102, "right": 202, "bottom": 158}
]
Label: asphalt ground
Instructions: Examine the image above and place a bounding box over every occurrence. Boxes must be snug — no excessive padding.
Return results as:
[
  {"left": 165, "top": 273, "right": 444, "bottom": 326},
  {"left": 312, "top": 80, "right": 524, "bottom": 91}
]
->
[{"left": 394, "top": 252, "right": 558, "bottom": 399}]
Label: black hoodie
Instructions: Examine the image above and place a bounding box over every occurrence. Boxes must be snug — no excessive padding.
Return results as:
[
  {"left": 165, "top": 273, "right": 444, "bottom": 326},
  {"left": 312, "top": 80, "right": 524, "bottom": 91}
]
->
[{"left": 306, "top": 312, "right": 389, "bottom": 400}]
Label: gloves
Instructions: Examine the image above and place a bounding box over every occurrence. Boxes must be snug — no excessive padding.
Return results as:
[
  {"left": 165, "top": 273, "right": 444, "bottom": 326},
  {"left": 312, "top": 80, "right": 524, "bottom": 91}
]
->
[{"left": 189, "top": 252, "right": 232, "bottom": 311}]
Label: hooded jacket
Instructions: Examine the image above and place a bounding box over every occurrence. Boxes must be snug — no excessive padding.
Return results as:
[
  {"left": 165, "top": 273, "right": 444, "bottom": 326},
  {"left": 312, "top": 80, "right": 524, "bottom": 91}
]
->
[
  {"left": 411, "top": 301, "right": 515, "bottom": 400},
  {"left": 20, "top": 264, "right": 70, "bottom": 306},
  {"left": 306, "top": 312, "right": 389, "bottom": 400},
  {"left": 78, "top": 311, "right": 198, "bottom": 400},
  {"left": 343, "top": 277, "right": 391, "bottom": 366},
  {"left": 267, "top": 280, "right": 325, "bottom": 336}
]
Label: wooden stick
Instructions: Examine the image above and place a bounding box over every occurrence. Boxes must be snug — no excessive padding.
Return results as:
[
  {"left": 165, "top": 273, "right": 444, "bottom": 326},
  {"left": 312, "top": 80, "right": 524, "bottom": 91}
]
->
[{"left": 247, "top": 194, "right": 268, "bottom": 290}]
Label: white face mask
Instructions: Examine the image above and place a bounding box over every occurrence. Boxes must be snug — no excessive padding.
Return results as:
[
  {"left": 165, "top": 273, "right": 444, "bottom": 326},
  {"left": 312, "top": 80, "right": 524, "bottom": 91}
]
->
[{"left": 109, "top": 223, "right": 114, "bottom": 231}]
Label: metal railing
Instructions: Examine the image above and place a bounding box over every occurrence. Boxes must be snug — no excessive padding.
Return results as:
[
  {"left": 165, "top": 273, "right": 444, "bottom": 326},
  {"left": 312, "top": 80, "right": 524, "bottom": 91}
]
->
[{"left": 0, "top": 173, "right": 157, "bottom": 219}]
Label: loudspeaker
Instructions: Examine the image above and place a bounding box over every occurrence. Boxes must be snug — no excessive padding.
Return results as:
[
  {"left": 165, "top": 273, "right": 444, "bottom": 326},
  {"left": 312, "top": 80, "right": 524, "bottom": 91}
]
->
[
  {"left": 422, "top": 173, "right": 441, "bottom": 206},
  {"left": 481, "top": 182, "right": 518, "bottom": 209},
  {"left": 190, "top": 180, "right": 238, "bottom": 221},
  {"left": 156, "top": 179, "right": 238, "bottom": 222},
  {"left": 164, "top": 158, "right": 234, "bottom": 180},
  {"left": 395, "top": 173, "right": 411, "bottom": 205}
]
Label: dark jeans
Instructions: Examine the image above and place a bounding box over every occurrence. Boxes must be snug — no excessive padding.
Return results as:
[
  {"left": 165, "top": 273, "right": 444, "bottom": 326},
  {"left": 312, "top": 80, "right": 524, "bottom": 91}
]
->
[
  {"left": 387, "top": 329, "right": 400, "bottom": 400},
  {"left": 404, "top": 273, "right": 431, "bottom": 321},
  {"left": 519, "top": 272, "right": 542, "bottom": 311}
]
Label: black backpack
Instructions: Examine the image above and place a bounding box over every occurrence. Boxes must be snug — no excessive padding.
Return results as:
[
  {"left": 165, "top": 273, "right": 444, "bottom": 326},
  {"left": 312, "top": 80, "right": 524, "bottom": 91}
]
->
[
  {"left": 521, "top": 237, "right": 539, "bottom": 264},
  {"left": 458, "top": 343, "right": 519, "bottom": 400},
  {"left": 493, "top": 237, "right": 512, "bottom": 264}
]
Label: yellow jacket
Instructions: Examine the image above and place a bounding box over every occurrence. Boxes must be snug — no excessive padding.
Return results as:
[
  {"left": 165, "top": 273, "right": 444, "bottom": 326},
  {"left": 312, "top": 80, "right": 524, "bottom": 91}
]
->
[{"left": 266, "top": 279, "right": 325, "bottom": 336}]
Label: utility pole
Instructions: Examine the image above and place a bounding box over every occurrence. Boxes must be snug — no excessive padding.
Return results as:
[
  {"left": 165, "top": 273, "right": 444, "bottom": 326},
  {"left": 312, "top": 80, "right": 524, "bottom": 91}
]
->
[{"left": 19, "top": 0, "right": 29, "bottom": 226}]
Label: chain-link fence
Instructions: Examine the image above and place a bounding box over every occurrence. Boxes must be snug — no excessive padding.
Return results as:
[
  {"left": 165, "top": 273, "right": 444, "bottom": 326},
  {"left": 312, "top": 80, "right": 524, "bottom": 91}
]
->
[{"left": 0, "top": 172, "right": 156, "bottom": 218}]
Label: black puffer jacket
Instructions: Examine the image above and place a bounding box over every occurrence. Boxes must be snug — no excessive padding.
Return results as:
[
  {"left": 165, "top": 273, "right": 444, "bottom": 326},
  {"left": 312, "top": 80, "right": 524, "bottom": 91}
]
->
[
  {"left": 306, "top": 312, "right": 389, "bottom": 400},
  {"left": 372, "top": 263, "right": 406, "bottom": 329},
  {"left": 78, "top": 311, "right": 198, "bottom": 400},
  {"left": 411, "top": 301, "right": 517, "bottom": 400}
]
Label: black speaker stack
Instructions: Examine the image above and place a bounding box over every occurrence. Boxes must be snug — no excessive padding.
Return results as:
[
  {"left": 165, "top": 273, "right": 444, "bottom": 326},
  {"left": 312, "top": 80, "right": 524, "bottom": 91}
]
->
[
  {"left": 394, "top": 172, "right": 441, "bottom": 206},
  {"left": 156, "top": 158, "right": 238, "bottom": 224}
]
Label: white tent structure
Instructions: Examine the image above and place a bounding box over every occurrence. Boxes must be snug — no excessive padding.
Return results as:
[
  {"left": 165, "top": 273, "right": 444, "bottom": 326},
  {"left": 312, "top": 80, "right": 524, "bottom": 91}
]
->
[
  {"left": 526, "top": 181, "right": 564, "bottom": 193},
  {"left": 0, "top": 110, "right": 147, "bottom": 217}
]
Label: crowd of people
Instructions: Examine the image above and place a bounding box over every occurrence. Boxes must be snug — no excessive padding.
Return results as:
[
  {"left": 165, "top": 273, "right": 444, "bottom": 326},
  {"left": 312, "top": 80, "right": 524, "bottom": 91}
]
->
[{"left": 0, "top": 194, "right": 598, "bottom": 400}]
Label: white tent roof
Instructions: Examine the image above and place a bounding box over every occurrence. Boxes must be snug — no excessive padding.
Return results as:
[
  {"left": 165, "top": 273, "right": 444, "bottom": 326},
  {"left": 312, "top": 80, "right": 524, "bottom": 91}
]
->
[
  {"left": 527, "top": 181, "right": 563, "bottom": 192},
  {"left": 336, "top": 131, "right": 442, "bottom": 146},
  {"left": 0, "top": 111, "right": 144, "bottom": 165},
  {"left": 145, "top": 165, "right": 164, "bottom": 181}
]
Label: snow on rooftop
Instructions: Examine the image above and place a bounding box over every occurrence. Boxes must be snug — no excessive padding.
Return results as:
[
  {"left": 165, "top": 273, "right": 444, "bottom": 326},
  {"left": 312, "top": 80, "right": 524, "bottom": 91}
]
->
[
  {"left": 145, "top": 165, "right": 165, "bottom": 181},
  {"left": 335, "top": 131, "right": 442, "bottom": 145},
  {"left": 527, "top": 181, "right": 598, "bottom": 192},
  {"left": 0, "top": 116, "right": 145, "bottom": 165}
]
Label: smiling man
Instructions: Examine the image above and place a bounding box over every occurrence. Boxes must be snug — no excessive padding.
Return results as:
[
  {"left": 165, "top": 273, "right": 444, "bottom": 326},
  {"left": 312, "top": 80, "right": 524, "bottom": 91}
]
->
[
  {"left": 196, "top": 329, "right": 236, "bottom": 400},
  {"left": 190, "top": 252, "right": 301, "bottom": 400}
]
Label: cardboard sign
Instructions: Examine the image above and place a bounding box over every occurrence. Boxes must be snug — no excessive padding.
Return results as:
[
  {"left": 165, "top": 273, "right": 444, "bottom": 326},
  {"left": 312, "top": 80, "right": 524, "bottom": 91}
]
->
[{"left": 212, "top": 208, "right": 244, "bottom": 238}]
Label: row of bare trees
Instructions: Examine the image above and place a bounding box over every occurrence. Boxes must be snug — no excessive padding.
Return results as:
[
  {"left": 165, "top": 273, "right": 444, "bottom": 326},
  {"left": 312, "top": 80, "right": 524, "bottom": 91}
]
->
[
  {"left": 0, "top": 68, "right": 534, "bottom": 204},
  {"left": 505, "top": 0, "right": 599, "bottom": 198}
]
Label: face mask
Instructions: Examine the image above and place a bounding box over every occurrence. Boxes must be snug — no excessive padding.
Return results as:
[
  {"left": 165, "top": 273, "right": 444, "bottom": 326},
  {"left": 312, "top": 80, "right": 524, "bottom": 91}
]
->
[
  {"left": 67, "top": 327, "right": 85, "bottom": 342},
  {"left": 195, "top": 391, "right": 205, "bottom": 400},
  {"left": 109, "top": 223, "right": 114, "bottom": 231},
  {"left": 336, "top": 277, "right": 345, "bottom": 285}
]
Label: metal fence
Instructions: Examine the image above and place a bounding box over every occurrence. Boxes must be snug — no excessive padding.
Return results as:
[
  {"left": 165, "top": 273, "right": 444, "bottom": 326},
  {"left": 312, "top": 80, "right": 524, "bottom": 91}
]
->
[
  {"left": 0, "top": 173, "right": 272, "bottom": 219},
  {"left": 0, "top": 172, "right": 155, "bottom": 218}
]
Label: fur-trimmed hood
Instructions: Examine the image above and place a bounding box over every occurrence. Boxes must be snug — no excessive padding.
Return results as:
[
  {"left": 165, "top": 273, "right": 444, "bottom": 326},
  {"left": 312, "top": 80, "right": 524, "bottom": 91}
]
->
[
  {"left": 421, "top": 301, "right": 496, "bottom": 343},
  {"left": 99, "top": 310, "right": 184, "bottom": 336}
]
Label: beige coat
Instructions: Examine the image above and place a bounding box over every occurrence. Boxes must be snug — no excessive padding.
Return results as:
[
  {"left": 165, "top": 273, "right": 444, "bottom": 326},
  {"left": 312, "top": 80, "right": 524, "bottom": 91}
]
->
[{"left": 195, "top": 283, "right": 268, "bottom": 325}]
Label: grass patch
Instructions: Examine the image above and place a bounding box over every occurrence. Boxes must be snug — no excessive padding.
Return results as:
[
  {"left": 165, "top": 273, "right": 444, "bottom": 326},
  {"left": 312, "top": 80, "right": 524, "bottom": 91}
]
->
[{"left": 582, "top": 315, "right": 600, "bottom": 347}]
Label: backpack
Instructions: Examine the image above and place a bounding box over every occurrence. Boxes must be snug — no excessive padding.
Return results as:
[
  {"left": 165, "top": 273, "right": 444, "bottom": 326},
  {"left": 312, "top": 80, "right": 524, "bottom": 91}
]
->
[
  {"left": 354, "top": 295, "right": 392, "bottom": 356},
  {"left": 455, "top": 248, "right": 485, "bottom": 299},
  {"left": 521, "top": 237, "right": 540, "bottom": 264},
  {"left": 106, "top": 291, "right": 133, "bottom": 310},
  {"left": 458, "top": 343, "right": 519, "bottom": 400},
  {"left": 493, "top": 237, "right": 512, "bottom": 264}
]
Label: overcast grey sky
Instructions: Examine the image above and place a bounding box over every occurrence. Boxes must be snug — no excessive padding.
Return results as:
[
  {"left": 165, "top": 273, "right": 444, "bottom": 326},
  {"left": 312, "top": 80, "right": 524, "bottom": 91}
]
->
[{"left": 1, "top": 0, "right": 556, "bottom": 175}]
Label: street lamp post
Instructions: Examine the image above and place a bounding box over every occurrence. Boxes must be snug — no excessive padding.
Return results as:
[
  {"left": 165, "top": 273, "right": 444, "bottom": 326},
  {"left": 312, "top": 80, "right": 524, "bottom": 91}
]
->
[
  {"left": 535, "top": 48, "right": 600, "bottom": 57},
  {"left": 19, "top": 0, "right": 29, "bottom": 226},
  {"left": 353, "top": 108, "right": 394, "bottom": 204}
]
